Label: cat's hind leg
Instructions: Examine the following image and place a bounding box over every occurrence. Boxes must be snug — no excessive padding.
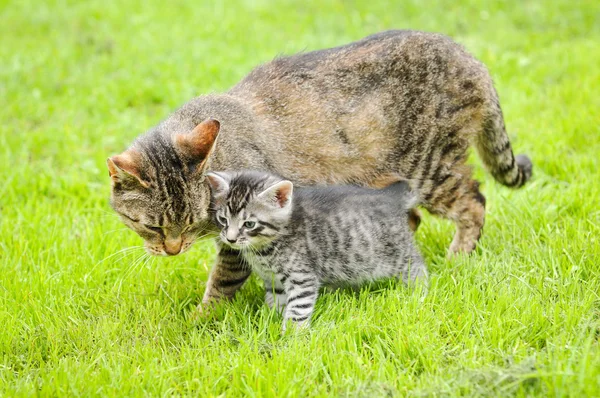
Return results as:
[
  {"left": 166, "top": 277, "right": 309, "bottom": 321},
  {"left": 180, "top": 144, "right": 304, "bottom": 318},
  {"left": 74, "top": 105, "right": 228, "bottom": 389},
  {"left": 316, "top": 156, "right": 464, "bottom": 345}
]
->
[
  {"left": 408, "top": 208, "right": 422, "bottom": 232},
  {"left": 424, "top": 167, "right": 486, "bottom": 255}
]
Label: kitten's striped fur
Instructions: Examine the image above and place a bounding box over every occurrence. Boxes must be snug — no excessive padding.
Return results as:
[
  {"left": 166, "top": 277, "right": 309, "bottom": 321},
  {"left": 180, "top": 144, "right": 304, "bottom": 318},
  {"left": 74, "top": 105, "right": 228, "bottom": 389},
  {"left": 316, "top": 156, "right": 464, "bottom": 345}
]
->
[
  {"left": 107, "top": 30, "right": 532, "bottom": 310},
  {"left": 206, "top": 170, "right": 427, "bottom": 330}
]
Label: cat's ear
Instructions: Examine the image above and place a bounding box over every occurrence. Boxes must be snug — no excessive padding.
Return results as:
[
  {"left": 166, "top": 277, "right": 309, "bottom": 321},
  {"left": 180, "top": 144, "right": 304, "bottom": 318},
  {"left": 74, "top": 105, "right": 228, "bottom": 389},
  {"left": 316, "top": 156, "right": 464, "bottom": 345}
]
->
[
  {"left": 107, "top": 150, "right": 151, "bottom": 188},
  {"left": 205, "top": 172, "right": 230, "bottom": 198},
  {"left": 174, "top": 118, "right": 220, "bottom": 174},
  {"left": 257, "top": 181, "right": 293, "bottom": 208}
]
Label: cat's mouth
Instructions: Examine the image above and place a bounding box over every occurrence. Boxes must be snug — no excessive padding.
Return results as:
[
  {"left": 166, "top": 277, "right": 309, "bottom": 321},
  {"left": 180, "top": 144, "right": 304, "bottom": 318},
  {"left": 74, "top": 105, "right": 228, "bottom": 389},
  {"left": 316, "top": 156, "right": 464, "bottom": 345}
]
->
[
  {"left": 144, "top": 240, "right": 194, "bottom": 256},
  {"left": 143, "top": 227, "right": 218, "bottom": 256}
]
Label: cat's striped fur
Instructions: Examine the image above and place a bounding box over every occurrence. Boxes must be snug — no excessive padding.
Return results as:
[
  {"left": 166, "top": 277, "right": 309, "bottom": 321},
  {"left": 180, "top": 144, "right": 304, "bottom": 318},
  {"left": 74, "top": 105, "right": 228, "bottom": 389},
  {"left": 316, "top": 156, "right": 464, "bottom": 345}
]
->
[
  {"left": 107, "top": 30, "right": 532, "bottom": 311},
  {"left": 206, "top": 170, "right": 427, "bottom": 330}
]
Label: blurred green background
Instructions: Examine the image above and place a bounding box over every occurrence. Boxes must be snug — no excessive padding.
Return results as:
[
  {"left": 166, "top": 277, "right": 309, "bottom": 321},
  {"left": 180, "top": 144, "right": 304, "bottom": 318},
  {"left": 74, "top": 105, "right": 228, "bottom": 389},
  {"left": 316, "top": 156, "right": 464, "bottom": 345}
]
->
[{"left": 1, "top": 0, "right": 599, "bottom": 396}]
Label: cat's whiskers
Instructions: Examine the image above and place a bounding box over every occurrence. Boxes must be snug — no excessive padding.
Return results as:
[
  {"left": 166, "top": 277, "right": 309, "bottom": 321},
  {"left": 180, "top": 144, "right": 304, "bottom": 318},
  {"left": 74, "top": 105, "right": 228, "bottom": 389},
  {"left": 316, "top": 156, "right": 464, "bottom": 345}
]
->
[
  {"left": 84, "top": 245, "right": 146, "bottom": 282},
  {"left": 122, "top": 251, "right": 151, "bottom": 281},
  {"left": 84, "top": 209, "right": 123, "bottom": 222},
  {"left": 82, "top": 208, "right": 120, "bottom": 217},
  {"left": 96, "top": 245, "right": 145, "bottom": 265},
  {"left": 112, "top": 252, "right": 151, "bottom": 292},
  {"left": 103, "top": 227, "right": 131, "bottom": 236},
  {"left": 194, "top": 232, "right": 216, "bottom": 241}
]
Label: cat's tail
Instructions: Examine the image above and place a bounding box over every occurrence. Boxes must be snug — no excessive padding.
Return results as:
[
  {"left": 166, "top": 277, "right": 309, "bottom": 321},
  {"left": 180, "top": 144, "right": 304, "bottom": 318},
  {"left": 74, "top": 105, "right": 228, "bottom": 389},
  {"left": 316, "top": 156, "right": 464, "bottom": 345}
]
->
[{"left": 475, "top": 90, "right": 533, "bottom": 188}]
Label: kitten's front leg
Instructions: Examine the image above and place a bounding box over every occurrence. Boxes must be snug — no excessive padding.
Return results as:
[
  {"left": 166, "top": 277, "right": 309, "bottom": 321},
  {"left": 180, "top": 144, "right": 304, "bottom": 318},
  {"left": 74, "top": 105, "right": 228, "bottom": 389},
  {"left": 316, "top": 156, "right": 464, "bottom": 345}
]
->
[
  {"left": 264, "top": 277, "right": 287, "bottom": 314},
  {"left": 199, "top": 245, "right": 251, "bottom": 313},
  {"left": 281, "top": 273, "right": 319, "bottom": 332}
]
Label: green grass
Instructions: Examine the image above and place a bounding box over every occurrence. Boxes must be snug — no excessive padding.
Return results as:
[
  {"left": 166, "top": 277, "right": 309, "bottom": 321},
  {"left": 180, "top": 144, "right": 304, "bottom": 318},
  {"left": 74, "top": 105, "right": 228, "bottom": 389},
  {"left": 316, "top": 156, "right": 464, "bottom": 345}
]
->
[{"left": 1, "top": 0, "right": 599, "bottom": 396}]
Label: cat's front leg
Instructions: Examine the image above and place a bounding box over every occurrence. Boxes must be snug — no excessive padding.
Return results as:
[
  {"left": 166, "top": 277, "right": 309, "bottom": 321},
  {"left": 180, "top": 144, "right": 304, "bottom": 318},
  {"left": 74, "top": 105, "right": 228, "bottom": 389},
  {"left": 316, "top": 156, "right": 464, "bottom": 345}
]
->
[
  {"left": 281, "top": 273, "right": 319, "bottom": 332},
  {"left": 199, "top": 245, "right": 251, "bottom": 313},
  {"left": 264, "top": 277, "right": 287, "bottom": 314}
]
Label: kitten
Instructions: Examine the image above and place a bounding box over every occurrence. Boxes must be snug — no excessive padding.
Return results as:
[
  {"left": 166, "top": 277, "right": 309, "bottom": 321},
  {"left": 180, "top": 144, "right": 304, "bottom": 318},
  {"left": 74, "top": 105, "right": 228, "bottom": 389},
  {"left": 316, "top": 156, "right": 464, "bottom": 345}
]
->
[
  {"left": 107, "top": 30, "right": 532, "bottom": 310},
  {"left": 205, "top": 170, "right": 428, "bottom": 330}
]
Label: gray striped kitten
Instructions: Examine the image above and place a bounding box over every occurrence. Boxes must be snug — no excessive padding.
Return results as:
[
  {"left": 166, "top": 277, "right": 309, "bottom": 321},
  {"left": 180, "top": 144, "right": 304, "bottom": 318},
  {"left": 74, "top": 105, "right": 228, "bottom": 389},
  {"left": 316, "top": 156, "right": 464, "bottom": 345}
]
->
[{"left": 205, "top": 170, "right": 428, "bottom": 330}]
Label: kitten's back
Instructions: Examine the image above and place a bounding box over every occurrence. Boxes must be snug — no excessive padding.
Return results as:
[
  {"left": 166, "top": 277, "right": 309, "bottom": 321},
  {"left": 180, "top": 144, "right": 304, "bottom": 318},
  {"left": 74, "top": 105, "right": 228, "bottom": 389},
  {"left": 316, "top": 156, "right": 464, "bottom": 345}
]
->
[
  {"left": 281, "top": 179, "right": 425, "bottom": 285},
  {"left": 293, "top": 181, "right": 416, "bottom": 218}
]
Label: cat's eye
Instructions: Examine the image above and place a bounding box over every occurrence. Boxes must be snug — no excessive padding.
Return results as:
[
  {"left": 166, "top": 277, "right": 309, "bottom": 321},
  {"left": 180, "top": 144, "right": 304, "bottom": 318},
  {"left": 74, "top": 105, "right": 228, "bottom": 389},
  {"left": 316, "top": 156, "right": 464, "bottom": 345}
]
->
[
  {"left": 217, "top": 216, "right": 228, "bottom": 226},
  {"left": 243, "top": 221, "right": 256, "bottom": 229},
  {"left": 122, "top": 214, "right": 139, "bottom": 223},
  {"left": 144, "top": 224, "right": 163, "bottom": 234}
]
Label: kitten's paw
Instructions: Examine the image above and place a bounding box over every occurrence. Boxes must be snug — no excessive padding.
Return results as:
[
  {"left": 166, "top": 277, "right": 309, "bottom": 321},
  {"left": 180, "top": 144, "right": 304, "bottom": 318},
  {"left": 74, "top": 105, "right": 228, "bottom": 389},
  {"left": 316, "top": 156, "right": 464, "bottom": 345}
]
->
[{"left": 282, "top": 318, "right": 310, "bottom": 333}]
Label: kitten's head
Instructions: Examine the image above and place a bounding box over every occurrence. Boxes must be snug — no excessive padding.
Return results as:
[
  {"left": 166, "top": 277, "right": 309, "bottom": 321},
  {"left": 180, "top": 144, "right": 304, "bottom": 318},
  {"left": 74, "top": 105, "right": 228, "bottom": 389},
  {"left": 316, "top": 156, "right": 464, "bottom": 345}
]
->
[
  {"left": 205, "top": 171, "right": 293, "bottom": 250},
  {"left": 107, "top": 118, "right": 220, "bottom": 256}
]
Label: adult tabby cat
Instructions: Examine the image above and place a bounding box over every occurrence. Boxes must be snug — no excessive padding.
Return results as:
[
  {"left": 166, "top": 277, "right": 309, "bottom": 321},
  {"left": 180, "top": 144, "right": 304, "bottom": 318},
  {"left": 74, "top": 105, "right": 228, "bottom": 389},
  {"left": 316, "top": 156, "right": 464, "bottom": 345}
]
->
[
  {"left": 107, "top": 30, "right": 532, "bottom": 308},
  {"left": 205, "top": 170, "right": 427, "bottom": 330}
]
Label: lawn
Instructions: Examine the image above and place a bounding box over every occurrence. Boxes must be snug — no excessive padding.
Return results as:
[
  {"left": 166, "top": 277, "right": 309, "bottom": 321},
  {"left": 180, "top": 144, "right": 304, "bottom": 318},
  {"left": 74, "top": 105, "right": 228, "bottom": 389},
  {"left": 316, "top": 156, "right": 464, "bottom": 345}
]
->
[{"left": 1, "top": 0, "right": 599, "bottom": 396}]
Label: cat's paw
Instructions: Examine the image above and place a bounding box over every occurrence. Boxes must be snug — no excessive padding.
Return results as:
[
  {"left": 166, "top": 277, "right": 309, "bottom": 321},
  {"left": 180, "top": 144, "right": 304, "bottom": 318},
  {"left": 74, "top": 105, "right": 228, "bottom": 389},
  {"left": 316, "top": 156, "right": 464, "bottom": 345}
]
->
[
  {"left": 447, "top": 242, "right": 476, "bottom": 257},
  {"left": 192, "top": 301, "right": 216, "bottom": 320},
  {"left": 448, "top": 233, "right": 478, "bottom": 256}
]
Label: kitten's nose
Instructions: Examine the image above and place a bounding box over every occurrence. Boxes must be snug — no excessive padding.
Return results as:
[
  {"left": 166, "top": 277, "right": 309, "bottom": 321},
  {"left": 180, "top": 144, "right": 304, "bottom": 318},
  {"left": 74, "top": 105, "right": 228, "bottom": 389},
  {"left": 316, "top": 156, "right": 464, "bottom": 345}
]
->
[
  {"left": 164, "top": 237, "right": 182, "bottom": 256},
  {"left": 225, "top": 228, "right": 238, "bottom": 244}
]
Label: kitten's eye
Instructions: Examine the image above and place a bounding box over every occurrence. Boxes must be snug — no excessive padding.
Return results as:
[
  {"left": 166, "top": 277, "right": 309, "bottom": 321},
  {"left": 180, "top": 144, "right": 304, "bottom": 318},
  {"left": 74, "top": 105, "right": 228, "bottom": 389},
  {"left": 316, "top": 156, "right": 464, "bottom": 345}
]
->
[
  {"left": 123, "top": 214, "right": 139, "bottom": 223},
  {"left": 217, "top": 216, "right": 228, "bottom": 226},
  {"left": 243, "top": 221, "right": 256, "bottom": 229},
  {"left": 144, "top": 224, "right": 163, "bottom": 234}
]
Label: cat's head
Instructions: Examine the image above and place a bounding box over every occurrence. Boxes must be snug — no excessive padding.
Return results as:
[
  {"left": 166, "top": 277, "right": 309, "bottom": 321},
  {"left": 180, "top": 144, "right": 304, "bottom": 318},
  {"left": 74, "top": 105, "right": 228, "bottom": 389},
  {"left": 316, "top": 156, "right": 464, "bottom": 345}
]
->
[
  {"left": 107, "top": 118, "right": 220, "bottom": 256},
  {"left": 205, "top": 171, "right": 293, "bottom": 250}
]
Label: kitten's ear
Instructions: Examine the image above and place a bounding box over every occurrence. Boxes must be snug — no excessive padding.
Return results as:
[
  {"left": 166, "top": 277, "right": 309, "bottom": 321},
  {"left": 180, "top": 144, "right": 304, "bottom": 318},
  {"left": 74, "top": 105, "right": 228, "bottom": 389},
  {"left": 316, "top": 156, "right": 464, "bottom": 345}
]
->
[
  {"left": 107, "top": 150, "right": 151, "bottom": 188},
  {"left": 205, "top": 172, "right": 230, "bottom": 198},
  {"left": 174, "top": 118, "right": 220, "bottom": 174},
  {"left": 257, "top": 181, "right": 293, "bottom": 208}
]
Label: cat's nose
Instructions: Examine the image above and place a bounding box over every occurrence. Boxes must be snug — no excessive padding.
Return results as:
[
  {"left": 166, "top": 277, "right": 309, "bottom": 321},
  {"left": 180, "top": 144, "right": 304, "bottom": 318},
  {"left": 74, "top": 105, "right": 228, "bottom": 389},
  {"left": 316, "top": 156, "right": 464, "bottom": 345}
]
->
[
  {"left": 226, "top": 238, "right": 237, "bottom": 244},
  {"left": 164, "top": 237, "right": 182, "bottom": 256}
]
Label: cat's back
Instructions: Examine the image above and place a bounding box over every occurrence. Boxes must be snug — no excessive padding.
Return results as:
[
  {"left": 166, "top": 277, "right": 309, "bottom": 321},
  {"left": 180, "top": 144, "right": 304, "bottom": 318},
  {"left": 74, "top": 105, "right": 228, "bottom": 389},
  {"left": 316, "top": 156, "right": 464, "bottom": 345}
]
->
[{"left": 230, "top": 30, "right": 486, "bottom": 95}]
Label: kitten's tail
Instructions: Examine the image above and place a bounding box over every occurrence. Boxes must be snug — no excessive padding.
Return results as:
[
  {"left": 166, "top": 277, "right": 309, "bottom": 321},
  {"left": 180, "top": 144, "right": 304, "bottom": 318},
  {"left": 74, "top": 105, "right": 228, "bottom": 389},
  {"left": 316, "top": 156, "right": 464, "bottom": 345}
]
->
[
  {"left": 475, "top": 90, "right": 533, "bottom": 188},
  {"left": 376, "top": 178, "right": 421, "bottom": 232},
  {"left": 383, "top": 181, "right": 421, "bottom": 232},
  {"left": 383, "top": 181, "right": 420, "bottom": 210}
]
